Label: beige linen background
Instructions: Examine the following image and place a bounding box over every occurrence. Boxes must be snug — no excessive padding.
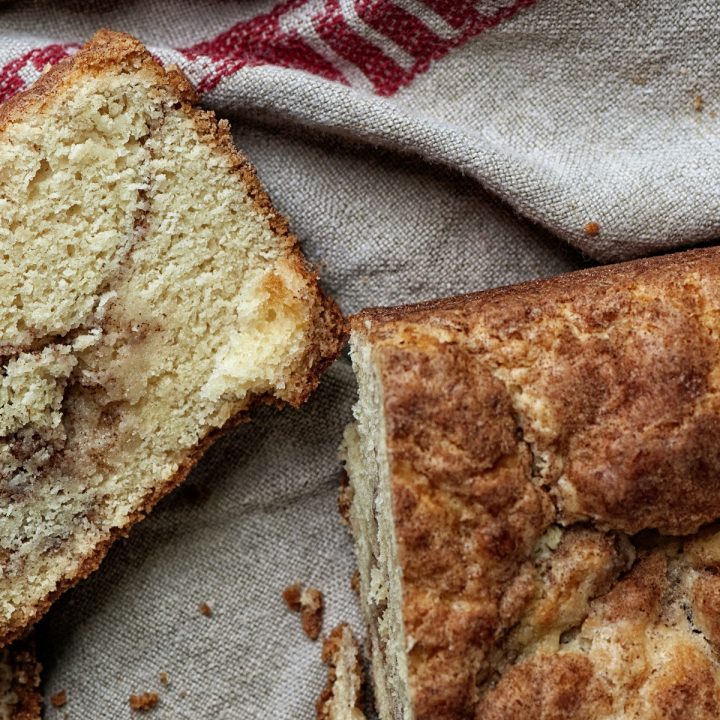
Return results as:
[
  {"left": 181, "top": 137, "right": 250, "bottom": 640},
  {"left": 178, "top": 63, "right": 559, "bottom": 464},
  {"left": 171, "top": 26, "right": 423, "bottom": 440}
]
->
[{"left": 0, "top": 0, "right": 717, "bottom": 717}]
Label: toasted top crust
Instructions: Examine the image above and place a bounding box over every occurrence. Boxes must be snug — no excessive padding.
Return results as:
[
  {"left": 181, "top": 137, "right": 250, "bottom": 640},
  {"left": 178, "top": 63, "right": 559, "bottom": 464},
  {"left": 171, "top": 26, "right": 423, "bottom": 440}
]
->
[
  {"left": 352, "top": 246, "right": 720, "bottom": 719},
  {"left": 355, "top": 246, "right": 720, "bottom": 535},
  {"left": 0, "top": 30, "right": 195, "bottom": 134}
]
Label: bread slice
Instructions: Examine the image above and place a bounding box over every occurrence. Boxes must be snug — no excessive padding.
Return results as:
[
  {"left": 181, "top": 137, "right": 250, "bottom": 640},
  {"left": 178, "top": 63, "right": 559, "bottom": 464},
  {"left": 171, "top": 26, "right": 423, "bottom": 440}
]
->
[
  {"left": 343, "top": 247, "right": 720, "bottom": 720},
  {"left": 0, "top": 30, "right": 344, "bottom": 645},
  {"left": 317, "top": 624, "right": 366, "bottom": 720},
  {"left": 0, "top": 640, "right": 41, "bottom": 720}
]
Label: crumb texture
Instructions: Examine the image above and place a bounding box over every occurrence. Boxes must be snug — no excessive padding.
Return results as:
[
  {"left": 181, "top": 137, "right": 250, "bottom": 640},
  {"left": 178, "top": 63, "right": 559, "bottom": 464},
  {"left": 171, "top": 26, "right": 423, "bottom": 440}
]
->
[
  {"left": 0, "top": 639, "right": 41, "bottom": 720},
  {"left": 317, "top": 624, "right": 366, "bottom": 720},
  {"left": 345, "top": 248, "right": 720, "bottom": 719},
  {"left": 0, "top": 30, "right": 343, "bottom": 645}
]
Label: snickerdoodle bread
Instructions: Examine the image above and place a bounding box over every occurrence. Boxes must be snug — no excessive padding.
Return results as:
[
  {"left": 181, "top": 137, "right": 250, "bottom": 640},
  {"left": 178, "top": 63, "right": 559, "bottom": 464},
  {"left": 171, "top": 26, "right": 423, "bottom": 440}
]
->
[
  {"left": 343, "top": 247, "right": 720, "bottom": 720},
  {"left": 0, "top": 30, "right": 344, "bottom": 645}
]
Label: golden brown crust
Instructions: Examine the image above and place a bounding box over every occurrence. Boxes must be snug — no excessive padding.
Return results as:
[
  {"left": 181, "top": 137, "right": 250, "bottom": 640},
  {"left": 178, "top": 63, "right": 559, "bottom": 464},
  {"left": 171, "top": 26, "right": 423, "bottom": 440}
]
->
[
  {"left": 0, "top": 29, "right": 345, "bottom": 647},
  {"left": 350, "top": 246, "right": 720, "bottom": 719},
  {"left": 476, "top": 652, "right": 612, "bottom": 720},
  {"left": 352, "top": 247, "right": 719, "bottom": 329},
  {"left": 477, "top": 541, "right": 720, "bottom": 719},
  {"left": 355, "top": 246, "right": 720, "bottom": 535},
  {"left": 375, "top": 340, "right": 554, "bottom": 718}
]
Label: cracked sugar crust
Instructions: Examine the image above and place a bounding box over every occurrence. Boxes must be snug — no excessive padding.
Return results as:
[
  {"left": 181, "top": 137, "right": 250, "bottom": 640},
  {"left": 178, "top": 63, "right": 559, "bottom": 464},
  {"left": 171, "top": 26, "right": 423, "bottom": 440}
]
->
[
  {"left": 348, "top": 247, "right": 720, "bottom": 719},
  {"left": 479, "top": 536, "right": 720, "bottom": 720},
  {"left": 361, "top": 247, "right": 720, "bottom": 537},
  {"left": 0, "top": 31, "right": 345, "bottom": 646}
]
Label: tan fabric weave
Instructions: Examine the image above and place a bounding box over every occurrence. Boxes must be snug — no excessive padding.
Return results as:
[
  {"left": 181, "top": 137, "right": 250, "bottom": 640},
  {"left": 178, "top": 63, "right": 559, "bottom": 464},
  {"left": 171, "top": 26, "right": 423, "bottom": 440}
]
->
[{"left": 0, "top": 1, "right": 715, "bottom": 717}]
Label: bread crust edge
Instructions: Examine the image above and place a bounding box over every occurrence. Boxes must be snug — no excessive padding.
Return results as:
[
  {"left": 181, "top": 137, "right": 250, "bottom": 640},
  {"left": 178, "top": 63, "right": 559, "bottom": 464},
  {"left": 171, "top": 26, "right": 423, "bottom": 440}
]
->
[{"left": 0, "top": 29, "right": 346, "bottom": 646}]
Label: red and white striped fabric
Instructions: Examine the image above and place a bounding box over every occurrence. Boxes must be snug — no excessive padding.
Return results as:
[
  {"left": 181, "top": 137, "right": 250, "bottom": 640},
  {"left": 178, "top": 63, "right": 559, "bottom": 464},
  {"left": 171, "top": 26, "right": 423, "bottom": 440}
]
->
[
  {"left": 4, "top": 1, "right": 719, "bottom": 263},
  {"left": 1, "top": 2, "right": 719, "bottom": 718},
  {"left": 1, "top": 2, "right": 534, "bottom": 98}
]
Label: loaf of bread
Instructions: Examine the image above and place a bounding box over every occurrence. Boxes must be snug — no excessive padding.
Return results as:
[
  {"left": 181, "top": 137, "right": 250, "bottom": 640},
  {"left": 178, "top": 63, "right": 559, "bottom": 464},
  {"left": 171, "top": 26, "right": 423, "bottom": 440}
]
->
[
  {"left": 0, "top": 640, "right": 40, "bottom": 720},
  {"left": 343, "top": 247, "right": 720, "bottom": 719},
  {"left": 0, "top": 30, "right": 344, "bottom": 645}
]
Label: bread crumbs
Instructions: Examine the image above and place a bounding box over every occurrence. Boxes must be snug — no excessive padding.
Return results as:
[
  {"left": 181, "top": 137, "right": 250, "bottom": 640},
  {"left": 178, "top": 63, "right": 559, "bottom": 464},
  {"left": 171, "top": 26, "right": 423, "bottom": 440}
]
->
[
  {"left": 282, "top": 583, "right": 324, "bottom": 640},
  {"left": 129, "top": 692, "right": 159, "bottom": 712},
  {"left": 50, "top": 689, "right": 67, "bottom": 708},
  {"left": 282, "top": 582, "right": 302, "bottom": 611},
  {"left": 583, "top": 221, "right": 600, "bottom": 237},
  {"left": 199, "top": 602, "right": 213, "bottom": 617}
]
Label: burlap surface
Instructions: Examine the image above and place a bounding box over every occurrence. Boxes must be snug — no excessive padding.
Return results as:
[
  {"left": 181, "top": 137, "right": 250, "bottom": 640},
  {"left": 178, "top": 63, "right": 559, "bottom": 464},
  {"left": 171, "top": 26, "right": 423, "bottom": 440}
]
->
[{"left": 0, "top": 1, "right": 715, "bottom": 717}]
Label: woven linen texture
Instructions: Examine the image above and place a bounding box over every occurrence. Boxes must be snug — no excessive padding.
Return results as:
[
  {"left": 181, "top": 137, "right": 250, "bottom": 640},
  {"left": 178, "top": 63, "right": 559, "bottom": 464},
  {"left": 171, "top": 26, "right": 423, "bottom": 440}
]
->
[{"left": 1, "top": 1, "right": 716, "bottom": 716}]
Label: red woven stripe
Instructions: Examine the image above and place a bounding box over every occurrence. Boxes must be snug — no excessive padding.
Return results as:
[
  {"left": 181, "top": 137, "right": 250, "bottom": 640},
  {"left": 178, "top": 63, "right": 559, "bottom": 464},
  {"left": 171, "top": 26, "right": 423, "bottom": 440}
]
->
[
  {"left": 182, "top": 0, "right": 346, "bottom": 93},
  {"left": 312, "top": 0, "right": 408, "bottom": 95},
  {"left": 355, "top": 0, "right": 444, "bottom": 59},
  {"left": 0, "top": 44, "right": 74, "bottom": 104},
  {"left": 185, "top": 0, "right": 305, "bottom": 59},
  {"left": 0, "top": 0, "right": 537, "bottom": 102}
]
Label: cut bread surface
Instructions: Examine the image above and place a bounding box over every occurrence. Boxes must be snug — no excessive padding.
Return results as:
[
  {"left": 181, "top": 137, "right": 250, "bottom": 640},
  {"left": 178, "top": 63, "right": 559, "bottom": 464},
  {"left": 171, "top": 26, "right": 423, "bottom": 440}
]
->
[
  {"left": 0, "top": 31, "right": 344, "bottom": 645},
  {"left": 317, "top": 623, "right": 366, "bottom": 720},
  {"left": 343, "top": 247, "right": 720, "bottom": 720}
]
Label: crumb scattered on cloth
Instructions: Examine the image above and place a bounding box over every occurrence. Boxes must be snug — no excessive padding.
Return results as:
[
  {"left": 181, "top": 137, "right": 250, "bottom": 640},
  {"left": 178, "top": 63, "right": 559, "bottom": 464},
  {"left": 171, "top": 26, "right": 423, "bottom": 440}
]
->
[
  {"left": 129, "top": 692, "right": 159, "bottom": 712},
  {"left": 50, "top": 689, "right": 67, "bottom": 708},
  {"left": 283, "top": 583, "right": 325, "bottom": 641},
  {"left": 198, "top": 602, "right": 213, "bottom": 618}
]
